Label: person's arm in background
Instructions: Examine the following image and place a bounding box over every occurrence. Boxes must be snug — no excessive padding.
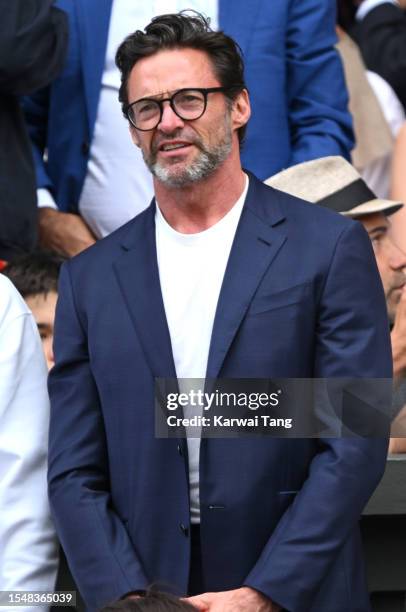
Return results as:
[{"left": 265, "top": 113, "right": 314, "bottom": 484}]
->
[
  {"left": 0, "top": 0, "right": 68, "bottom": 96},
  {"left": 353, "top": 0, "right": 406, "bottom": 108},
  {"left": 38, "top": 205, "right": 97, "bottom": 258},
  {"left": 287, "top": 0, "right": 355, "bottom": 165},
  {"left": 0, "top": 276, "right": 58, "bottom": 611},
  {"left": 23, "top": 85, "right": 97, "bottom": 258},
  {"left": 0, "top": 0, "right": 68, "bottom": 260},
  {"left": 18, "top": 2, "right": 96, "bottom": 258}
]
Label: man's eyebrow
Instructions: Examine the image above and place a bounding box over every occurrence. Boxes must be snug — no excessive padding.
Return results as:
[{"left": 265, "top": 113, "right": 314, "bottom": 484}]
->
[
  {"left": 135, "top": 88, "right": 194, "bottom": 102},
  {"left": 368, "top": 226, "right": 388, "bottom": 237}
]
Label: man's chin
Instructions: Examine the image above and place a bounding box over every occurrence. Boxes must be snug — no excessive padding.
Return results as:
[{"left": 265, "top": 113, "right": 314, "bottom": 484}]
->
[
  {"left": 154, "top": 171, "right": 198, "bottom": 188},
  {"left": 151, "top": 160, "right": 207, "bottom": 188}
]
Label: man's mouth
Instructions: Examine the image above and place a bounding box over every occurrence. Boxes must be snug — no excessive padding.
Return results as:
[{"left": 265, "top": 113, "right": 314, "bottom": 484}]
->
[
  {"left": 158, "top": 140, "right": 193, "bottom": 152},
  {"left": 160, "top": 143, "right": 189, "bottom": 151}
]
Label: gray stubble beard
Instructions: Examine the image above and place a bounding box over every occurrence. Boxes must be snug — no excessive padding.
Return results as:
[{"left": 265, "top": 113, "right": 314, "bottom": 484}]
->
[{"left": 142, "top": 116, "right": 233, "bottom": 188}]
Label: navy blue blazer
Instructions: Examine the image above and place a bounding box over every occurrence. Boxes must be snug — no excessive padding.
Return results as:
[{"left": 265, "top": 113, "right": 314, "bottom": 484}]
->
[
  {"left": 48, "top": 175, "right": 391, "bottom": 611},
  {"left": 24, "top": 0, "right": 354, "bottom": 213}
]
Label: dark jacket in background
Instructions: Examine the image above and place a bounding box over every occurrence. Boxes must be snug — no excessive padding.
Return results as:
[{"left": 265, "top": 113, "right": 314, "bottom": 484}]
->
[
  {"left": 351, "top": 2, "right": 406, "bottom": 110},
  {"left": 0, "top": 0, "right": 67, "bottom": 260}
]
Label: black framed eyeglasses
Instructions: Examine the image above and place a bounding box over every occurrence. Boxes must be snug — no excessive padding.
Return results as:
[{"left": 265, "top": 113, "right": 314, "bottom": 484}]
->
[{"left": 125, "top": 87, "right": 236, "bottom": 131}]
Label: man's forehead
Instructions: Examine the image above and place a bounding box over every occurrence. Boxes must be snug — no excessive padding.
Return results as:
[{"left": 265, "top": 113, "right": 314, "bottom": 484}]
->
[
  {"left": 128, "top": 47, "right": 218, "bottom": 99},
  {"left": 358, "top": 212, "right": 389, "bottom": 232}
]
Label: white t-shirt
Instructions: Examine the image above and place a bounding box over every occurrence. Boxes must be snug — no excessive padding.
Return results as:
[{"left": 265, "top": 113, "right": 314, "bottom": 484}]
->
[{"left": 155, "top": 176, "right": 248, "bottom": 522}]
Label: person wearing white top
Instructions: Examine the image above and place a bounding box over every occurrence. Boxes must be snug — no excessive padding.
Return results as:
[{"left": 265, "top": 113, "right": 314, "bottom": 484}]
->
[
  {"left": 48, "top": 13, "right": 390, "bottom": 612},
  {"left": 0, "top": 275, "right": 58, "bottom": 612}
]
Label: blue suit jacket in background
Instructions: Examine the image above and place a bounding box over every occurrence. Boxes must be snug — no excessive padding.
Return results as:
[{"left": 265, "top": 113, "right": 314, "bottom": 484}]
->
[
  {"left": 48, "top": 175, "right": 391, "bottom": 611},
  {"left": 24, "top": 0, "right": 354, "bottom": 213}
]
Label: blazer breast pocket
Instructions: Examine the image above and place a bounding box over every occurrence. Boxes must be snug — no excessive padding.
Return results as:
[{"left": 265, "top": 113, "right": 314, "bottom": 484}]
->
[{"left": 248, "top": 281, "right": 311, "bottom": 316}]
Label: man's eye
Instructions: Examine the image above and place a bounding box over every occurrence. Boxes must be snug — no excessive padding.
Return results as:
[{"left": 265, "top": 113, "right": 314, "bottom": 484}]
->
[
  {"left": 177, "top": 93, "right": 203, "bottom": 106},
  {"left": 371, "top": 234, "right": 384, "bottom": 246},
  {"left": 137, "top": 102, "right": 158, "bottom": 115}
]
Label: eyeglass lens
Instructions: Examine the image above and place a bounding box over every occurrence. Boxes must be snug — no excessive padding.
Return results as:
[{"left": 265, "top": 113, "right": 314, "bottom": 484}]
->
[{"left": 129, "top": 89, "right": 206, "bottom": 130}]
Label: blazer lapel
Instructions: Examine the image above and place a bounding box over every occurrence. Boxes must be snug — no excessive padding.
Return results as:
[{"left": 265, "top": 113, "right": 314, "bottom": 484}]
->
[
  {"left": 219, "top": 0, "right": 263, "bottom": 57},
  {"left": 75, "top": 0, "right": 113, "bottom": 135},
  {"left": 113, "top": 203, "right": 177, "bottom": 379},
  {"left": 206, "top": 176, "right": 287, "bottom": 379}
]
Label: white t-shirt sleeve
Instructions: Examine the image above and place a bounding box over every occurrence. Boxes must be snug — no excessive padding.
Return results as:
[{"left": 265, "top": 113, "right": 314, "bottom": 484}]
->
[{"left": 0, "top": 277, "right": 58, "bottom": 611}]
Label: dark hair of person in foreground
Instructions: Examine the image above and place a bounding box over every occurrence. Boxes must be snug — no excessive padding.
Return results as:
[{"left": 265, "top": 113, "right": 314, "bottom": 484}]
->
[
  {"left": 1, "top": 249, "right": 65, "bottom": 298},
  {"left": 100, "top": 590, "right": 196, "bottom": 612}
]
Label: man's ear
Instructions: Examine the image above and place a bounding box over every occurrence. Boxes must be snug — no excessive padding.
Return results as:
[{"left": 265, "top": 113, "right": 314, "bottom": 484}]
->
[
  {"left": 130, "top": 124, "right": 140, "bottom": 147},
  {"left": 231, "top": 89, "right": 251, "bottom": 133}
]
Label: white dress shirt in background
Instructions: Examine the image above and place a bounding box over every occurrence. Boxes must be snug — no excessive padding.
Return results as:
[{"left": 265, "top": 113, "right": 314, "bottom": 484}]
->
[{"left": 0, "top": 275, "right": 58, "bottom": 612}]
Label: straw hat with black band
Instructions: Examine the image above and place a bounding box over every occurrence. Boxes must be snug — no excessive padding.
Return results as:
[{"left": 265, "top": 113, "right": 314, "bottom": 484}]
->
[{"left": 265, "top": 156, "right": 403, "bottom": 218}]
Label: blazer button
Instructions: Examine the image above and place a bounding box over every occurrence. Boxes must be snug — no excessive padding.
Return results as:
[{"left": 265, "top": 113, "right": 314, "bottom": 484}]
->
[
  {"left": 81, "top": 141, "right": 90, "bottom": 155},
  {"left": 177, "top": 443, "right": 183, "bottom": 456},
  {"left": 179, "top": 523, "right": 189, "bottom": 537}
]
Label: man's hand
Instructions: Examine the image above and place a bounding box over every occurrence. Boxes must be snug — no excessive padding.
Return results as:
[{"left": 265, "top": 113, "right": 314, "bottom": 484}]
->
[
  {"left": 391, "top": 287, "right": 406, "bottom": 385},
  {"left": 185, "top": 587, "right": 281, "bottom": 611},
  {"left": 38, "top": 207, "right": 97, "bottom": 257}
]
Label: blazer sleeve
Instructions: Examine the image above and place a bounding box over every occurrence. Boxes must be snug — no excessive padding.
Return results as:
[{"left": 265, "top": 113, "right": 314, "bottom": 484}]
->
[
  {"left": 243, "top": 221, "right": 392, "bottom": 611},
  {"left": 352, "top": 2, "right": 406, "bottom": 109},
  {"left": 0, "top": 0, "right": 68, "bottom": 96},
  {"left": 47, "top": 264, "right": 149, "bottom": 610},
  {"left": 22, "top": 86, "right": 55, "bottom": 194},
  {"left": 0, "top": 279, "right": 58, "bottom": 610},
  {"left": 287, "top": 0, "right": 355, "bottom": 164}
]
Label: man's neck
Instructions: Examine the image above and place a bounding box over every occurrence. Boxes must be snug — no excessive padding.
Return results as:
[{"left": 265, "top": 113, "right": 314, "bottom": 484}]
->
[{"left": 154, "top": 161, "right": 247, "bottom": 234}]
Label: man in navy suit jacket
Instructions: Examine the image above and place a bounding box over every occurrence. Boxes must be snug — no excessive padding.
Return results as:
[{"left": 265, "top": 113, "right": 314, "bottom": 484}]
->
[
  {"left": 24, "top": 0, "right": 354, "bottom": 257},
  {"left": 48, "top": 13, "right": 390, "bottom": 612}
]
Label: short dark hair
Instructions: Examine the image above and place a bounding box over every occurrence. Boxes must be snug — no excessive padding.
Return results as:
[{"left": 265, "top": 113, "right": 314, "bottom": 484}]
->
[
  {"left": 100, "top": 591, "right": 196, "bottom": 612},
  {"left": 2, "top": 250, "right": 65, "bottom": 298},
  {"left": 115, "top": 11, "right": 248, "bottom": 143}
]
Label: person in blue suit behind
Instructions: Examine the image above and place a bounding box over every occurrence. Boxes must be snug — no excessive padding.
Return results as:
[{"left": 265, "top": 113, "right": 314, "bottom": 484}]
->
[
  {"left": 48, "top": 12, "right": 391, "bottom": 612},
  {"left": 23, "top": 0, "right": 354, "bottom": 257}
]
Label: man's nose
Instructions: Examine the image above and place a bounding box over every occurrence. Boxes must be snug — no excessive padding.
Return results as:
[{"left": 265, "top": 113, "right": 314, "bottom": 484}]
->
[
  {"left": 389, "top": 239, "right": 406, "bottom": 270},
  {"left": 157, "top": 101, "right": 185, "bottom": 133}
]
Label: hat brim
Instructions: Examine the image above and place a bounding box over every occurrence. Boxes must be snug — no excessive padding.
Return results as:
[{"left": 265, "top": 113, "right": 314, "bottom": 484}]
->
[{"left": 341, "top": 199, "right": 403, "bottom": 218}]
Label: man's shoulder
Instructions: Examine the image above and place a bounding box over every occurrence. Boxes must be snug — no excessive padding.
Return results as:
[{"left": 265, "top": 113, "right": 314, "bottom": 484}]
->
[{"left": 67, "top": 206, "right": 153, "bottom": 274}]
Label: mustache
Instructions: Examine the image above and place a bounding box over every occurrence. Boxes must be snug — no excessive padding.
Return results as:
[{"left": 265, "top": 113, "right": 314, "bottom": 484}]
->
[{"left": 152, "top": 130, "right": 204, "bottom": 154}]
